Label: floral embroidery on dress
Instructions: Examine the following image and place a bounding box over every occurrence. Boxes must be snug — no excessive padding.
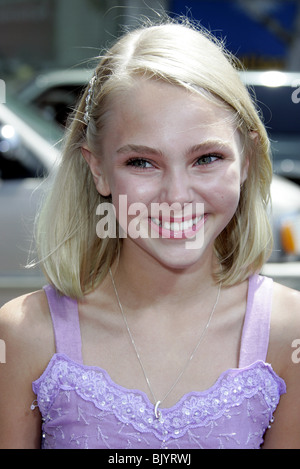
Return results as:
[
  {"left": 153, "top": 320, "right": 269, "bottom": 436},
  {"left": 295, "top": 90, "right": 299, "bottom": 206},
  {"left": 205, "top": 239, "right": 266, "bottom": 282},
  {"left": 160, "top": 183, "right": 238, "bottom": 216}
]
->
[{"left": 33, "top": 353, "right": 286, "bottom": 449}]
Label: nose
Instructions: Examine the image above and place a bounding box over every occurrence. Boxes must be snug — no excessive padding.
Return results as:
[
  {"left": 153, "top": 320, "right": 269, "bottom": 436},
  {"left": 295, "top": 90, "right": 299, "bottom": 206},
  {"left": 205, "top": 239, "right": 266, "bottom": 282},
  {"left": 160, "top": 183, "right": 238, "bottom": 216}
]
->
[{"left": 160, "top": 166, "right": 193, "bottom": 206}]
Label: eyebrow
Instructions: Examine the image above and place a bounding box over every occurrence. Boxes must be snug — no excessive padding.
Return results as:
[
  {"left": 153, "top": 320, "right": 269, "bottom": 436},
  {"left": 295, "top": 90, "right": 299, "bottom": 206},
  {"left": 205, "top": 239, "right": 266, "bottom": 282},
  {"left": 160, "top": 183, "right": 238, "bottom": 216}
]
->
[
  {"left": 116, "top": 144, "right": 163, "bottom": 156},
  {"left": 116, "top": 139, "right": 233, "bottom": 157},
  {"left": 187, "top": 139, "right": 233, "bottom": 155}
]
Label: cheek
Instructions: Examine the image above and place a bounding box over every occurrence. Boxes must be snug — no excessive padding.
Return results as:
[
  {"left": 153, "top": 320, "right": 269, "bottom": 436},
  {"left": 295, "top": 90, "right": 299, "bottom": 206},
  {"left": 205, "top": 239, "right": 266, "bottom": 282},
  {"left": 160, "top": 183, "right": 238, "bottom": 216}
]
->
[
  {"left": 110, "top": 173, "right": 156, "bottom": 207},
  {"left": 208, "top": 168, "right": 241, "bottom": 213},
  {"left": 109, "top": 176, "right": 155, "bottom": 235},
  {"left": 217, "top": 186, "right": 240, "bottom": 213}
]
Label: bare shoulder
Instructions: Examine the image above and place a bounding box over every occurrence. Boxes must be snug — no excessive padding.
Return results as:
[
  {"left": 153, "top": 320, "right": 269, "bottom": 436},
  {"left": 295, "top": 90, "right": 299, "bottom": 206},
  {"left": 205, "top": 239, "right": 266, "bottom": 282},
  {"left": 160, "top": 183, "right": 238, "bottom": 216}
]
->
[
  {"left": 263, "top": 282, "right": 300, "bottom": 448},
  {"left": 0, "top": 289, "right": 55, "bottom": 386},
  {"left": 273, "top": 281, "right": 300, "bottom": 314},
  {"left": 0, "top": 289, "right": 54, "bottom": 363},
  {"left": 0, "top": 290, "right": 54, "bottom": 448},
  {"left": 268, "top": 282, "right": 300, "bottom": 368},
  {"left": 271, "top": 282, "right": 300, "bottom": 347}
]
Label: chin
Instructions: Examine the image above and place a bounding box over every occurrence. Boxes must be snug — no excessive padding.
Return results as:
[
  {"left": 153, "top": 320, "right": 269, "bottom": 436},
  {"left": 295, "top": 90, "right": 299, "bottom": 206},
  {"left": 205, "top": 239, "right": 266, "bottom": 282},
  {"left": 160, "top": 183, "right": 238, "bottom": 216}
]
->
[{"left": 150, "top": 245, "right": 212, "bottom": 272}]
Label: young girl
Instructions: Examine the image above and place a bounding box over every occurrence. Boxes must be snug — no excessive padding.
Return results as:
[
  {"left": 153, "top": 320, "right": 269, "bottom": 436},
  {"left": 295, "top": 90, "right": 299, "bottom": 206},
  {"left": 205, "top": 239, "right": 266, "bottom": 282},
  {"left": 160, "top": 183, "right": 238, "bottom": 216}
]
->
[{"left": 1, "top": 18, "right": 300, "bottom": 450}]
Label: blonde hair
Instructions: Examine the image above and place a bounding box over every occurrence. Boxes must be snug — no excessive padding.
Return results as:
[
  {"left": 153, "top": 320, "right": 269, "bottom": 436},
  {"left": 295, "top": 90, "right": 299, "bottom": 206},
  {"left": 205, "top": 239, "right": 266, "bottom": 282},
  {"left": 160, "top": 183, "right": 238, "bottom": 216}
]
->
[{"left": 35, "top": 17, "right": 273, "bottom": 298}]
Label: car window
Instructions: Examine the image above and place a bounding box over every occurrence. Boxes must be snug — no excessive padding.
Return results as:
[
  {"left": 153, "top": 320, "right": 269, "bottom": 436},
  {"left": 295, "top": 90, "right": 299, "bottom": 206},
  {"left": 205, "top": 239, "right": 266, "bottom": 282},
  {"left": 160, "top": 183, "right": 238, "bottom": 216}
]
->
[
  {"left": 249, "top": 85, "right": 300, "bottom": 135},
  {"left": 32, "top": 84, "right": 86, "bottom": 127},
  {"left": 0, "top": 122, "right": 45, "bottom": 180}
]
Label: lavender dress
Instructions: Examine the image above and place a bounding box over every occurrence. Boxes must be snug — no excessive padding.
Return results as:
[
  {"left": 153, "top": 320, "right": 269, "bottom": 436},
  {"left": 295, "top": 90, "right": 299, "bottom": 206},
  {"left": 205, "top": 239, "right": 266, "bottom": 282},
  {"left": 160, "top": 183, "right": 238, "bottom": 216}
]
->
[{"left": 32, "top": 274, "right": 285, "bottom": 449}]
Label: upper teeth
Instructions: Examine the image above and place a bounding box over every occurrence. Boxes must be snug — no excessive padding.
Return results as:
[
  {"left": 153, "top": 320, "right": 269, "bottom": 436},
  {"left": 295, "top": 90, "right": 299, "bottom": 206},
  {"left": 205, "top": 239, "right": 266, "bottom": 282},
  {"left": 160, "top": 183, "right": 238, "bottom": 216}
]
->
[{"left": 151, "top": 215, "right": 203, "bottom": 232}]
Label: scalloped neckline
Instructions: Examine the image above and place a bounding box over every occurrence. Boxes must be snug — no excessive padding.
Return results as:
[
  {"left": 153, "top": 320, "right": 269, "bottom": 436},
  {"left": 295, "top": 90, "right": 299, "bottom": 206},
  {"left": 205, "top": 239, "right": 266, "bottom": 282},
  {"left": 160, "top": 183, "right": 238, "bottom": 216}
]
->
[{"left": 33, "top": 352, "right": 284, "bottom": 413}]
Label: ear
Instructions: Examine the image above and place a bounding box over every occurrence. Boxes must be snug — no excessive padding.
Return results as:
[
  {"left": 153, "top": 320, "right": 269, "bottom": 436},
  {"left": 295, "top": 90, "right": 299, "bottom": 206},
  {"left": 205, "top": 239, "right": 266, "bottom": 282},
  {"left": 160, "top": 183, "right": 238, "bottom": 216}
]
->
[{"left": 81, "top": 146, "right": 111, "bottom": 197}]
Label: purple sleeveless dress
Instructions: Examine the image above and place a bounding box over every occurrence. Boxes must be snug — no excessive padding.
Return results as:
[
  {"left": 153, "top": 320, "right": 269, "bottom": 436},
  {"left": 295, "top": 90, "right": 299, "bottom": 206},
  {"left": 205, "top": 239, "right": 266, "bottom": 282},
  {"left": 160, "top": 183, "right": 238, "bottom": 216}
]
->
[{"left": 32, "top": 274, "right": 286, "bottom": 449}]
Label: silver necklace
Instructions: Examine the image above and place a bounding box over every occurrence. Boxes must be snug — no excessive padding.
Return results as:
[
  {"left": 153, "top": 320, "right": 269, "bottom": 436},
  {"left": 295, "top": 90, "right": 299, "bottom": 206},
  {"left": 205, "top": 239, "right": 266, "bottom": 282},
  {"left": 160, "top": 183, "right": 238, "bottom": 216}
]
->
[{"left": 109, "top": 268, "right": 221, "bottom": 421}]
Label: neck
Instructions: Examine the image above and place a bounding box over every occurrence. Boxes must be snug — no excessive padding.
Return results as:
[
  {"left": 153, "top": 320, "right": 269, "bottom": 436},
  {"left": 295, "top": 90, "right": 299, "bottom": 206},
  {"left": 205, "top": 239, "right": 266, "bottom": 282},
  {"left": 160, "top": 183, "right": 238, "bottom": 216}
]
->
[{"left": 111, "top": 244, "right": 219, "bottom": 311}]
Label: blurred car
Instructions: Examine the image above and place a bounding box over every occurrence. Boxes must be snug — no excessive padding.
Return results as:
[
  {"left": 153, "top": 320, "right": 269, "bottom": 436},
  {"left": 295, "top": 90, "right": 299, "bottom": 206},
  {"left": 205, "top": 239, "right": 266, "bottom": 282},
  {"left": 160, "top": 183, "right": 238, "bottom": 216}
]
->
[
  {"left": 18, "top": 69, "right": 300, "bottom": 184},
  {"left": 17, "top": 68, "right": 93, "bottom": 127},
  {"left": 241, "top": 71, "right": 300, "bottom": 288},
  {"left": 240, "top": 70, "right": 300, "bottom": 185},
  {"left": 0, "top": 96, "right": 62, "bottom": 305},
  {"left": 269, "top": 175, "right": 300, "bottom": 260},
  {"left": 264, "top": 174, "right": 300, "bottom": 290}
]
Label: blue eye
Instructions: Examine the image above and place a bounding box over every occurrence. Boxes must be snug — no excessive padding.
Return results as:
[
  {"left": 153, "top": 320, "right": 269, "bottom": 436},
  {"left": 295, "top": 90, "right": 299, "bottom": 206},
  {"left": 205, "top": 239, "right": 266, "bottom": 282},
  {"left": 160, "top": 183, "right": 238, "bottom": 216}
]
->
[
  {"left": 126, "top": 158, "right": 153, "bottom": 169},
  {"left": 196, "top": 154, "right": 222, "bottom": 166}
]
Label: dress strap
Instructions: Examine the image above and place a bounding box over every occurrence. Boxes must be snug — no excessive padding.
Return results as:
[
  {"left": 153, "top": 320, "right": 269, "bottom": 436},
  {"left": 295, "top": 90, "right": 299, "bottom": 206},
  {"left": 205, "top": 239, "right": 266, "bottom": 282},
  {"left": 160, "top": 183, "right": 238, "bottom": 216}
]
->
[
  {"left": 238, "top": 274, "right": 273, "bottom": 368},
  {"left": 43, "top": 285, "right": 83, "bottom": 364}
]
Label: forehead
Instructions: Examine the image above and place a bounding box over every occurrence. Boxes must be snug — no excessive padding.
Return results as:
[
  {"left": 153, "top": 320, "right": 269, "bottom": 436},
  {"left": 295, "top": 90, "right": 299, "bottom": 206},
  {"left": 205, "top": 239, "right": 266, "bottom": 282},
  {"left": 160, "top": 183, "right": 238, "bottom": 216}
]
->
[{"left": 103, "top": 78, "right": 240, "bottom": 152}]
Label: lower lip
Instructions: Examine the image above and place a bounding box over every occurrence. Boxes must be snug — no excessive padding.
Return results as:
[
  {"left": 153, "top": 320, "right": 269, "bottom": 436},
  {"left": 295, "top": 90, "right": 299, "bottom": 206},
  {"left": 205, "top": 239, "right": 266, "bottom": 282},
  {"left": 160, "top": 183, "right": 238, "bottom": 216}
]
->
[{"left": 148, "top": 215, "right": 207, "bottom": 239}]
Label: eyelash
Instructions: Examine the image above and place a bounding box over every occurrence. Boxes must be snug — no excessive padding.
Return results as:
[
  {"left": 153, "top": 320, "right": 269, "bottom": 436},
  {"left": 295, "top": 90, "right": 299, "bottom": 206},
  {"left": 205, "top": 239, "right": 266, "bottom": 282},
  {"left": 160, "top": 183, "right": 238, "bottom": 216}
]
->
[
  {"left": 126, "top": 154, "right": 223, "bottom": 170},
  {"left": 195, "top": 153, "right": 223, "bottom": 166},
  {"left": 126, "top": 158, "right": 154, "bottom": 169}
]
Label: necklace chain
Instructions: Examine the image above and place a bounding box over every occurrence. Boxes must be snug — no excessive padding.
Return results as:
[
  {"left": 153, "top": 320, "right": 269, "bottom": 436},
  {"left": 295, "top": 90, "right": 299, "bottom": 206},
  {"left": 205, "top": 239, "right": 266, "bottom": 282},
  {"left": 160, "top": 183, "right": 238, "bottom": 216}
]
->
[{"left": 109, "top": 268, "right": 222, "bottom": 421}]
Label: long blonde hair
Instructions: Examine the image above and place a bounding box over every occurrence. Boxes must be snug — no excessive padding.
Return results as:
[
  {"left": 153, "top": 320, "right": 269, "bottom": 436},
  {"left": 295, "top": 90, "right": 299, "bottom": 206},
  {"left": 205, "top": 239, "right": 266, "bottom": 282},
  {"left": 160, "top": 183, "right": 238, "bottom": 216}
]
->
[{"left": 35, "top": 18, "right": 273, "bottom": 298}]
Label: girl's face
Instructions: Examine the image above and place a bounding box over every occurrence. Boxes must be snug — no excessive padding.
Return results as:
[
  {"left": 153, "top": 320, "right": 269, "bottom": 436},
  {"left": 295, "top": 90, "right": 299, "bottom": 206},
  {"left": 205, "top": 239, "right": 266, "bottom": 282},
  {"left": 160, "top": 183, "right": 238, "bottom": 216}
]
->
[{"left": 89, "top": 78, "right": 248, "bottom": 271}]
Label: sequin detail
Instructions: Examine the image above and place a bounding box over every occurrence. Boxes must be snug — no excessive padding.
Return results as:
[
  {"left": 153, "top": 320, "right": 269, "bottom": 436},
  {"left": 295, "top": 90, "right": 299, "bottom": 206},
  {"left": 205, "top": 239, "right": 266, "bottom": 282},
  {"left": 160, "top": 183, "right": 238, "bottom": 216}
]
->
[{"left": 32, "top": 354, "right": 286, "bottom": 449}]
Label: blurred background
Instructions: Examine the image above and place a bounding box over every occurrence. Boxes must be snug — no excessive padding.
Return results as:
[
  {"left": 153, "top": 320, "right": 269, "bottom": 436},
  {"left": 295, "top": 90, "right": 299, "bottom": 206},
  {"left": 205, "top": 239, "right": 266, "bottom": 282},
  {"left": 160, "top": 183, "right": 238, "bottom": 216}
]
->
[
  {"left": 1, "top": 0, "right": 300, "bottom": 80},
  {"left": 0, "top": 0, "right": 299, "bottom": 305}
]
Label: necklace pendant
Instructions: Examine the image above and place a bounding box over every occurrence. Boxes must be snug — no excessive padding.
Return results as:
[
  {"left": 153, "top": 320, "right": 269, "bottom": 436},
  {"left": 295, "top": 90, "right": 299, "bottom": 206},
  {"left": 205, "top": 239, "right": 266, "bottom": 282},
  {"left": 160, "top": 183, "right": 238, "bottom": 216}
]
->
[{"left": 154, "top": 401, "right": 162, "bottom": 421}]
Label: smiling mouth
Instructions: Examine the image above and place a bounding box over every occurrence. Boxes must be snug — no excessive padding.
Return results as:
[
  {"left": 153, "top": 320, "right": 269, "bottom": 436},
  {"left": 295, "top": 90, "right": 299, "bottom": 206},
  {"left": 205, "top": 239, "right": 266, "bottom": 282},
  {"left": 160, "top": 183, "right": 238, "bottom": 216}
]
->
[
  {"left": 149, "top": 214, "right": 205, "bottom": 238},
  {"left": 151, "top": 215, "right": 203, "bottom": 231}
]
